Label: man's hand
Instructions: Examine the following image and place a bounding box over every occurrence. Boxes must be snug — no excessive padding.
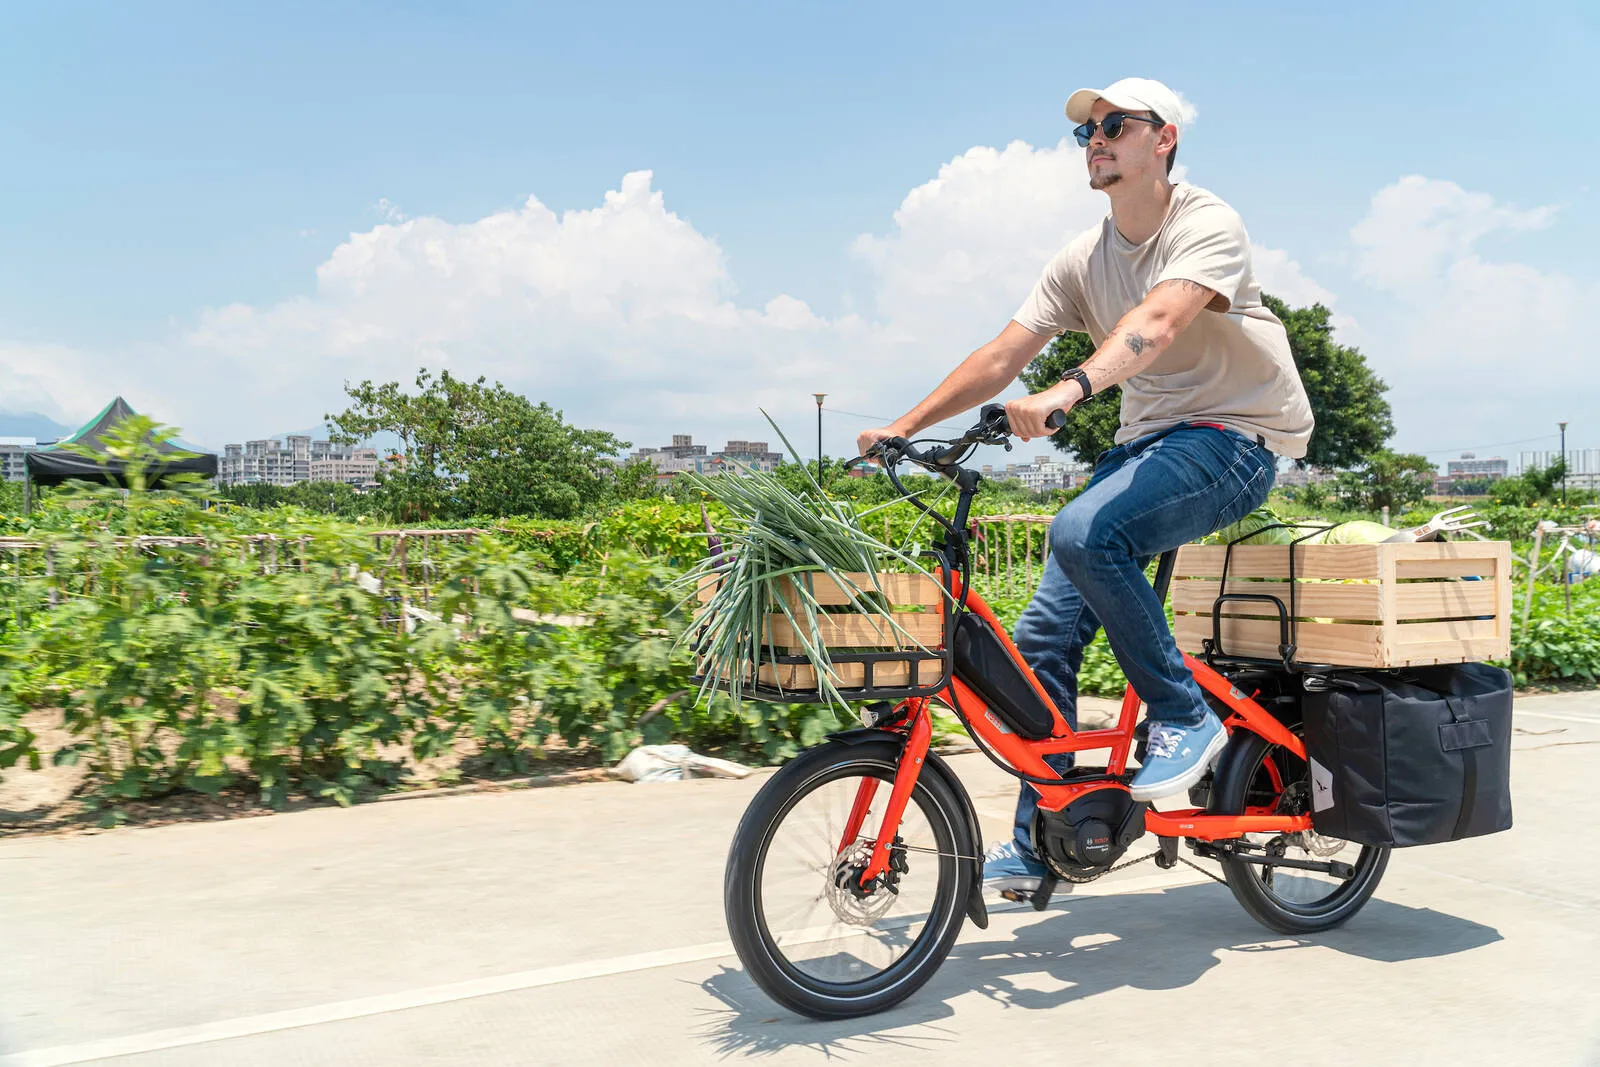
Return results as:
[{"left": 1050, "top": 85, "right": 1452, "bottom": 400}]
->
[
  {"left": 857, "top": 425, "right": 906, "bottom": 461},
  {"left": 1005, "top": 381, "right": 1081, "bottom": 441}
]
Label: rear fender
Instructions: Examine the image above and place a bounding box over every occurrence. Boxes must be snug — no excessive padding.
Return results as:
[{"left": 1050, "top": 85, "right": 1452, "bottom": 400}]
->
[{"left": 824, "top": 728, "right": 988, "bottom": 930}]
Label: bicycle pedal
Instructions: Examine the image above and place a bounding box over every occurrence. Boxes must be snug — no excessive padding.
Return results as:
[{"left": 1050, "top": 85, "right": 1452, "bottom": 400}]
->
[{"left": 1000, "top": 874, "right": 1061, "bottom": 910}]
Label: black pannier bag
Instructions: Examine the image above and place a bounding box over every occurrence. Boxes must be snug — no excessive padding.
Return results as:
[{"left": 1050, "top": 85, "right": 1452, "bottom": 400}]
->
[{"left": 1301, "top": 662, "right": 1513, "bottom": 848}]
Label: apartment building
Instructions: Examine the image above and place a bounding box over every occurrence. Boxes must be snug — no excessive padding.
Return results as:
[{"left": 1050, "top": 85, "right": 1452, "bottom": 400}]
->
[
  {"left": 630, "top": 435, "right": 783, "bottom": 479},
  {"left": 1519, "top": 448, "right": 1600, "bottom": 476},
  {"left": 981, "top": 454, "right": 1091, "bottom": 492},
  {"left": 218, "top": 437, "right": 380, "bottom": 487},
  {"left": 1446, "top": 453, "right": 1509, "bottom": 480},
  {"left": 309, "top": 449, "right": 380, "bottom": 487},
  {"left": 0, "top": 437, "right": 37, "bottom": 483}
]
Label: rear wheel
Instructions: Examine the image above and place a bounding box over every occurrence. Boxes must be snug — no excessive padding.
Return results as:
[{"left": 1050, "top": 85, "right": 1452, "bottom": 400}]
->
[
  {"left": 1210, "top": 727, "right": 1389, "bottom": 934},
  {"left": 723, "top": 738, "right": 971, "bottom": 1019}
]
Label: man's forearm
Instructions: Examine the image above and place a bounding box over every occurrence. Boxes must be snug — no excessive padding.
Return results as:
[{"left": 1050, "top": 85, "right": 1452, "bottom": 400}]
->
[
  {"left": 1076, "top": 280, "right": 1212, "bottom": 395},
  {"left": 891, "top": 342, "right": 1022, "bottom": 437},
  {"left": 1078, "top": 306, "right": 1178, "bottom": 395}
]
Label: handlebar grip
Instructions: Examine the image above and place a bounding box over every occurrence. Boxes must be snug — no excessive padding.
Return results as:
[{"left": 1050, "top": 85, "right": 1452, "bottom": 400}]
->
[{"left": 1045, "top": 410, "right": 1067, "bottom": 430}]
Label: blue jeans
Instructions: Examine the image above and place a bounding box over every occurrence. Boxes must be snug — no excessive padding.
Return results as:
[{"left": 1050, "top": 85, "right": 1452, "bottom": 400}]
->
[{"left": 1009, "top": 424, "right": 1275, "bottom": 854}]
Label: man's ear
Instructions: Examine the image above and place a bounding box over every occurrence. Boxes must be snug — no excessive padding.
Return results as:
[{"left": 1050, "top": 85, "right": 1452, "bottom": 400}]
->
[{"left": 1158, "top": 126, "right": 1178, "bottom": 161}]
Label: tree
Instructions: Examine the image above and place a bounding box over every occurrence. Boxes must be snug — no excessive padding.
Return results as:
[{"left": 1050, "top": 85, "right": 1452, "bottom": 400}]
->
[
  {"left": 1019, "top": 331, "right": 1121, "bottom": 465},
  {"left": 1490, "top": 461, "right": 1567, "bottom": 506},
  {"left": 1019, "top": 296, "right": 1395, "bottom": 471},
  {"left": 1264, "top": 295, "right": 1393, "bottom": 470},
  {"left": 326, "top": 369, "right": 629, "bottom": 522},
  {"left": 1333, "top": 449, "right": 1436, "bottom": 512}
]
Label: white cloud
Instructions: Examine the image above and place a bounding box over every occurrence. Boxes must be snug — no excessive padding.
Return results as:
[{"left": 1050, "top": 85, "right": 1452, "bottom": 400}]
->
[
  {"left": 1251, "top": 245, "right": 1339, "bottom": 309},
  {"left": 1351, "top": 175, "right": 1556, "bottom": 292},
  {"left": 18, "top": 148, "right": 1586, "bottom": 471},
  {"left": 853, "top": 138, "right": 1107, "bottom": 343},
  {"left": 0, "top": 342, "right": 120, "bottom": 427},
  {"left": 1347, "top": 176, "right": 1596, "bottom": 453},
  {"left": 6, "top": 147, "right": 1118, "bottom": 452}
]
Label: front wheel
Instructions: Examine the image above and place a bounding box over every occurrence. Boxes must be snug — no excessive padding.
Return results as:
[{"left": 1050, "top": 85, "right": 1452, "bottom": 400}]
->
[
  {"left": 723, "top": 738, "right": 972, "bottom": 1019},
  {"left": 1209, "top": 726, "right": 1389, "bottom": 934}
]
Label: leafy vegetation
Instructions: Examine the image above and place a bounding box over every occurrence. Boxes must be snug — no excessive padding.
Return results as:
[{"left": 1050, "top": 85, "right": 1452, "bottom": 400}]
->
[
  {"left": 6, "top": 400, "right": 1600, "bottom": 829},
  {"left": 325, "top": 369, "right": 641, "bottom": 521}
]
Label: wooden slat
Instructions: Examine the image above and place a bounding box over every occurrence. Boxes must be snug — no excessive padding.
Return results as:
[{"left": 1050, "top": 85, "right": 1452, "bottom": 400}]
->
[
  {"left": 1392, "top": 581, "right": 1500, "bottom": 620},
  {"left": 1171, "top": 579, "right": 1383, "bottom": 620},
  {"left": 773, "top": 571, "right": 943, "bottom": 608},
  {"left": 1175, "top": 544, "right": 1383, "bottom": 580},
  {"left": 1389, "top": 617, "right": 1502, "bottom": 643},
  {"left": 1175, "top": 614, "right": 1383, "bottom": 666},
  {"left": 1377, "top": 637, "right": 1510, "bottom": 665},
  {"left": 697, "top": 570, "right": 942, "bottom": 607},
  {"left": 765, "top": 612, "right": 943, "bottom": 651},
  {"left": 1395, "top": 559, "right": 1500, "bottom": 579}
]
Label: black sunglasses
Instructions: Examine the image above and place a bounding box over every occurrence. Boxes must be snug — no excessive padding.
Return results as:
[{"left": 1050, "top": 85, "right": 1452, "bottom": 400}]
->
[{"left": 1073, "top": 111, "right": 1164, "bottom": 148}]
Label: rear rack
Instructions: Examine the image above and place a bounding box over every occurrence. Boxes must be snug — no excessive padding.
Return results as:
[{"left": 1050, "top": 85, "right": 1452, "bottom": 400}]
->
[{"left": 1200, "top": 522, "right": 1341, "bottom": 674}]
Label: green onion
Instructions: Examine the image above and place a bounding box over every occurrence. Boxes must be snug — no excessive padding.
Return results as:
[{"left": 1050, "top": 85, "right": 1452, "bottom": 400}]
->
[{"left": 673, "top": 412, "right": 945, "bottom": 711}]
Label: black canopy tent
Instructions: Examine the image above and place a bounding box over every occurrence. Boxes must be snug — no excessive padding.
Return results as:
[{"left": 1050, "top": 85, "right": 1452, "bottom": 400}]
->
[{"left": 23, "top": 397, "right": 218, "bottom": 508}]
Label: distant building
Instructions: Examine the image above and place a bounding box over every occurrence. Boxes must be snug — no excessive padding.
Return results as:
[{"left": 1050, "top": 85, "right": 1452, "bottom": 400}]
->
[
  {"left": 1519, "top": 448, "right": 1600, "bottom": 476},
  {"left": 980, "top": 454, "right": 1091, "bottom": 492},
  {"left": 309, "top": 448, "right": 380, "bottom": 487},
  {"left": 1274, "top": 464, "right": 1338, "bottom": 487},
  {"left": 218, "top": 437, "right": 381, "bottom": 487},
  {"left": 1446, "top": 453, "right": 1508, "bottom": 480},
  {"left": 712, "top": 439, "right": 783, "bottom": 473},
  {"left": 0, "top": 437, "right": 38, "bottom": 483},
  {"left": 630, "top": 435, "right": 783, "bottom": 480}
]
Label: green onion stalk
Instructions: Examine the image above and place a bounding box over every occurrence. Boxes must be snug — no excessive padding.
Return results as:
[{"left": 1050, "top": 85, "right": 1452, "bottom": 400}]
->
[{"left": 672, "top": 413, "right": 950, "bottom": 712}]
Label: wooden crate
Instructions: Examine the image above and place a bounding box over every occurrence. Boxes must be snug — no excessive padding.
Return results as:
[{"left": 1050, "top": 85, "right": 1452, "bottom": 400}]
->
[
  {"left": 695, "top": 570, "right": 945, "bottom": 691},
  {"left": 1171, "top": 541, "right": 1513, "bottom": 669}
]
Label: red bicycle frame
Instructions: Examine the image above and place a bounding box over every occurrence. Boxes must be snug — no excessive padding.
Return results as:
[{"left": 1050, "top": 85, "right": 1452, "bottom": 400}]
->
[{"left": 847, "top": 566, "right": 1311, "bottom": 884}]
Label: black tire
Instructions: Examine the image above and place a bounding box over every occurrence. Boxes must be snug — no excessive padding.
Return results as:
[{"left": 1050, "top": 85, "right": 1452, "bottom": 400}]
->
[
  {"left": 1209, "top": 727, "right": 1389, "bottom": 935},
  {"left": 723, "top": 738, "right": 972, "bottom": 1019}
]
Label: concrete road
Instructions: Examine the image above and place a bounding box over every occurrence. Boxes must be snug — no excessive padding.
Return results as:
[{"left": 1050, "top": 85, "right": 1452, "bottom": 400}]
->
[{"left": 1, "top": 694, "right": 1597, "bottom": 1067}]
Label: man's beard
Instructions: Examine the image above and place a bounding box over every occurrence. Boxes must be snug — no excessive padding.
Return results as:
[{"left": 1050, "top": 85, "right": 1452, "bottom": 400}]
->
[{"left": 1089, "top": 170, "right": 1122, "bottom": 190}]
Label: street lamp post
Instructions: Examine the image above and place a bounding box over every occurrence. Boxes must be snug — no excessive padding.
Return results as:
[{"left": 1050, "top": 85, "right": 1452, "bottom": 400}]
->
[
  {"left": 813, "top": 393, "right": 826, "bottom": 471},
  {"left": 1555, "top": 422, "right": 1568, "bottom": 508}
]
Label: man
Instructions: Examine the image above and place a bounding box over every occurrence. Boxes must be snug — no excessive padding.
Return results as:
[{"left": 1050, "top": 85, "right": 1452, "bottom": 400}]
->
[{"left": 856, "top": 77, "right": 1313, "bottom": 895}]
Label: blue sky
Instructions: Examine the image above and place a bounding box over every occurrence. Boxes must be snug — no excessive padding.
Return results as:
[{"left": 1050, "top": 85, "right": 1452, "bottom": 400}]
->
[{"left": 2, "top": 1, "right": 1595, "bottom": 465}]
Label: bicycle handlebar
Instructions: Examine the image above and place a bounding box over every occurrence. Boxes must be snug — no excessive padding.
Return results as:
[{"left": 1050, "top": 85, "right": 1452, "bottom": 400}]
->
[{"left": 867, "top": 403, "right": 1067, "bottom": 476}]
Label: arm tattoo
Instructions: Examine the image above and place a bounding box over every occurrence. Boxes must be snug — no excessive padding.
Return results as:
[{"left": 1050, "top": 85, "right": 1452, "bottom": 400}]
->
[{"left": 1123, "top": 331, "right": 1154, "bottom": 356}]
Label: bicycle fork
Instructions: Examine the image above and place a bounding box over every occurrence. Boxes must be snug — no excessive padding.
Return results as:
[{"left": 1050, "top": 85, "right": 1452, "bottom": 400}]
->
[{"left": 839, "top": 700, "right": 934, "bottom": 886}]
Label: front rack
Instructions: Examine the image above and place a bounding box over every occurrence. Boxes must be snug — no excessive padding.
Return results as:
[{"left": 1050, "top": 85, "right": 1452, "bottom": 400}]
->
[{"left": 689, "top": 566, "right": 958, "bottom": 705}]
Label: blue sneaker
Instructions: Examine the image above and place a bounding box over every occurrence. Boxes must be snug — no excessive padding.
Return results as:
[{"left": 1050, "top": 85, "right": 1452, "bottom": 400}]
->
[
  {"left": 982, "top": 839, "right": 1047, "bottom": 894},
  {"left": 1129, "top": 714, "right": 1228, "bottom": 802}
]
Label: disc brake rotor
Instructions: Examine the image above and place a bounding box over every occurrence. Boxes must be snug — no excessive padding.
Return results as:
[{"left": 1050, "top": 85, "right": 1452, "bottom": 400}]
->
[
  {"left": 1277, "top": 781, "right": 1350, "bottom": 858},
  {"left": 823, "top": 841, "right": 903, "bottom": 926}
]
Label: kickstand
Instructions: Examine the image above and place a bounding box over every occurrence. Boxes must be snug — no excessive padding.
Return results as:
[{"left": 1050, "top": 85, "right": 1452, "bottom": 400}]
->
[{"left": 1027, "top": 872, "right": 1058, "bottom": 911}]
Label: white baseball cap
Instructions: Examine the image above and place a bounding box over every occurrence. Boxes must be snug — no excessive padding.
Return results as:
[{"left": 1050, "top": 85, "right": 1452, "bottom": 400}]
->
[{"left": 1065, "top": 77, "right": 1185, "bottom": 140}]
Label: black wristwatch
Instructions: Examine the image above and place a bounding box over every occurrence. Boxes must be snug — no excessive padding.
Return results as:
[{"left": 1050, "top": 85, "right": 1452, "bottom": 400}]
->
[{"left": 1061, "top": 367, "right": 1093, "bottom": 402}]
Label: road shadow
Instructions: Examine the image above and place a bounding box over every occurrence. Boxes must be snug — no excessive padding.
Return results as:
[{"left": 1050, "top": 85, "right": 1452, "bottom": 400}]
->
[{"left": 693, "top": 881, "right": 1502, "bottom": 1059}]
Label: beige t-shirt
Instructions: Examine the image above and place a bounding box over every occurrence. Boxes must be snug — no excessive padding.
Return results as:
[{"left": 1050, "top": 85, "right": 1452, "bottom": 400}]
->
[{"left": 1013, "top": 183, "right": 1313, "bottom": 459}]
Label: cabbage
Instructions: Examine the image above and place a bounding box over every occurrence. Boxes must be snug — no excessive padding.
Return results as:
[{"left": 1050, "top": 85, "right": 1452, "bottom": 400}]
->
[
  {"left": 1209, "top": 506, "right": 1297, "bottom": 545},
  {"left": 1302, "top": 520, "right": 1398, "bottom": 545}
]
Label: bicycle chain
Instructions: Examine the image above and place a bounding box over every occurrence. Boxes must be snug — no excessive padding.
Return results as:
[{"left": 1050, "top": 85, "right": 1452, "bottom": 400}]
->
[{"left": 896, "top": 842, "right": 1230, "bottom": 887}]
